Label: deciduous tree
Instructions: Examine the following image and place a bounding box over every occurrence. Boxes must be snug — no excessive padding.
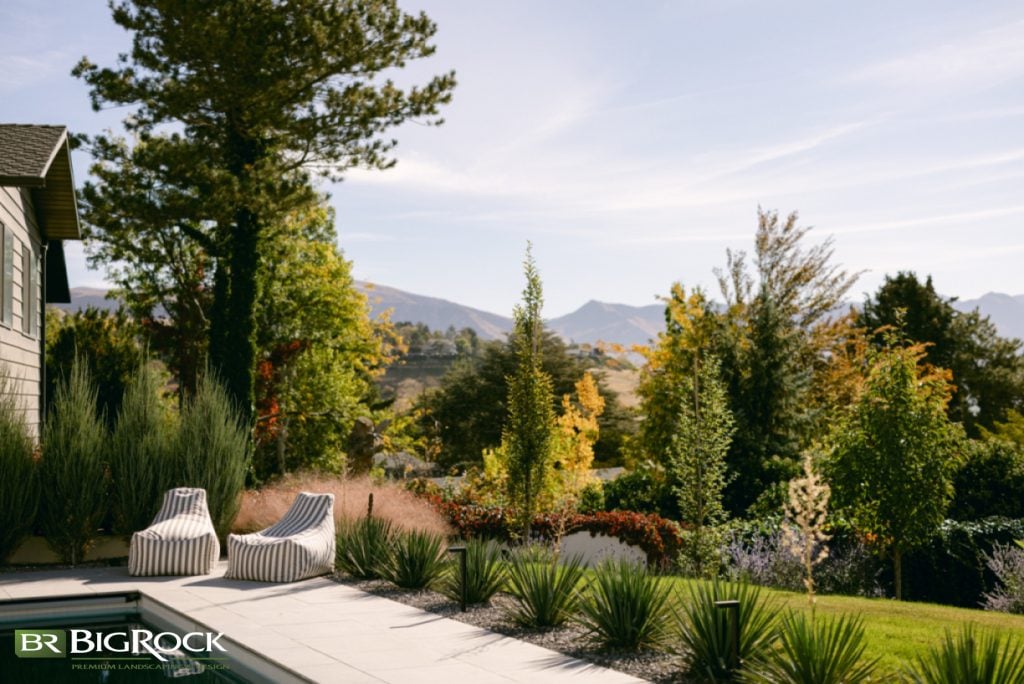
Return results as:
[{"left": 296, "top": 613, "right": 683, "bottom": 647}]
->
[{"left": 825, "top": 335, "right": 964, "bottom": 600}]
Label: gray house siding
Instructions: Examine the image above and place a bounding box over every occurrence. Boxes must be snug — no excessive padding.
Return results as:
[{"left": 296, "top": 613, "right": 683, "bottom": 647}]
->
[{"left": 0, "top": 184, "right": 44, "bottom": 436}]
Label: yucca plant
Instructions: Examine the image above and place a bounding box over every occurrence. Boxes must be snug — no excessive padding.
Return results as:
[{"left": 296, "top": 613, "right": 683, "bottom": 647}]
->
[
  {"left": 173, "top": 373, "right": 249, "bottom": 540},
  {"left": 903, "top": 626, "right": 1024, "bottom": 684},
  {"left": 108, "top": 361, "right": 176, "bottom": 538},
  {"left": 37, "top": 358, "right": 108, "bottom": 565},
  {"left": 440, "top": 538, "right": 507, "bottom": 605},
  {"left": 675, "top": 580, "right": 777, "bottom": 682},
  {"left": 505, "top": 549, "right": 586, "bottom": 628},
  {"left": 577, "top": 560, "right": 672, "bottom": 651},
  {"left": 0, "top": 370, "right": 38, "bottom": 563},
  {"left": 336, "top": 515, "right": 396, "bottom": 579},
  {"left": 742, "top": 612, "right": 878, "bottom": 684},
  {"left": 384, "top": 528, "right": 448, "bottom": 589}
]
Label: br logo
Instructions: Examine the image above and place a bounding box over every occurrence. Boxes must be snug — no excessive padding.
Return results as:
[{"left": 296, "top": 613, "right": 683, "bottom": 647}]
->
[{"left": 14, "top": 630, "right": 66, "bottom": 658}]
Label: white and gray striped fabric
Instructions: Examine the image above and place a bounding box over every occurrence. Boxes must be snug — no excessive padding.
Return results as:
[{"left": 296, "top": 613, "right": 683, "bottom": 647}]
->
[
  {"left": 225, "top": 492, "right": 335, "bottom": 583},
  {"left": 129, "top": 488, "right": 220, "bottom": 576}
]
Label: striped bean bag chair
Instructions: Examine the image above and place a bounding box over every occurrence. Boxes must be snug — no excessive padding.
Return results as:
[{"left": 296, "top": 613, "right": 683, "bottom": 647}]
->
[
  {"left": 225, "top": 492, "right": 335, "bottom": 583},
  {"left": 129, "top": 488, "right": 220, "bottom": 576}
]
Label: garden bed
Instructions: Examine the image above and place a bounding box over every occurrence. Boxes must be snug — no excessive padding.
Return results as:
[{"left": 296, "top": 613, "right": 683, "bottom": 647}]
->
[{"left": 332, "top": 574, "right": 688, "bottom": 683}]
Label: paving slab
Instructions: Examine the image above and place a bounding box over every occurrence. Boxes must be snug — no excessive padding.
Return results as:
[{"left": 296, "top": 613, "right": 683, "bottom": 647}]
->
[{"left": 0, "top": 563, "right": 646, "bottom": 683}]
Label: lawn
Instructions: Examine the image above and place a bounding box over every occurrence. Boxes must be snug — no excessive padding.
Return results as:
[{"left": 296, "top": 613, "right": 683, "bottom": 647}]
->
[{"left": 669, "top": 577, "right": 1024, "bottom": 673}]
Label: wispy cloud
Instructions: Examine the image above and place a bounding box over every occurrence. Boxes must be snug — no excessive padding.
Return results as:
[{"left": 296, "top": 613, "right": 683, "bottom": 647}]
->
[
  {"left": 851, "top": 20, "right": 1024, "bottom": 91},
  {"left": 0, "top": 50, "right": 68, "bottom": 91}
]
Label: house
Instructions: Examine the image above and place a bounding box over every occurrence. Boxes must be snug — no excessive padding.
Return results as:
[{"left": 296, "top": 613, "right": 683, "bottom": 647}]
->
[{"left": 0, "top": 125, "right": 81, "bottom": 436}]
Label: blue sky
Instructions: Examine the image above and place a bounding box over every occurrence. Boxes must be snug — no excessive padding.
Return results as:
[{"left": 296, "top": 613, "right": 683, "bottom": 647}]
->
[{"left": 3, "top": 1, "right": 1024, "bottom": 316}]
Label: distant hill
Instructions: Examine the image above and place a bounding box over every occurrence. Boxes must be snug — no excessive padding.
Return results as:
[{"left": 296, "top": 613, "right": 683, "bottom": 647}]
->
[
  {"left": 547, "top": 300, "right": 664, "bottom": 348},
  {"left": 954, "top": 293, "right": 1024, "bottom": 342},
  {"left": 56, "top": 287, "right": 119, "bottom": 313},
  {"left": 357, "top": 282, "right": 513, "bottom": 341},
  {"left": 61, "top": 284, "right": 1024, "bottom": 347}
]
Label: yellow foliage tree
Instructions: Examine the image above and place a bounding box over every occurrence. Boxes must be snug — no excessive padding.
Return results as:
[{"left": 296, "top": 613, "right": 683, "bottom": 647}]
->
[
  {"left": 465, "top": 372, "right": 605, "bottom": 512},
  {"left": 550, "top": 372, "right": 606, "bottom": 504}
]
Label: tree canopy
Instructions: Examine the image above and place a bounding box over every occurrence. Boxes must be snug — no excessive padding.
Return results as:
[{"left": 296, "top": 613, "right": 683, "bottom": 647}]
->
[
  {"left": 75, "top": 0, "right": 456, "bottom": 421},
  {"left": 825, "top": 336, "right": 964, "bottom": 600},
  {"left": 859, "top": 271, "right": 1024, "bottom": 434}
]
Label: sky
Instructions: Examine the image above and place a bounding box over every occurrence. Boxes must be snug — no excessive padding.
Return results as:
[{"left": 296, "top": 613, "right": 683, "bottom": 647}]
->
[{"left": 3, "top": 1, "right": 1024, "bottom": 317}]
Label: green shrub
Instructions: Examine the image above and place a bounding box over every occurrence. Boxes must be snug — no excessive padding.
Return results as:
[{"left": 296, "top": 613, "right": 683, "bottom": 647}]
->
[
  {"left": 173, "top": 374, "right": 249, "bottom": 540},
  {"left": 384, "top": 528, "right": 447, "bottom": 589},
  {"left": 904, "top": 626, "right": 1024, "bottom": 683},
  {"left": 602, "top": 464, "right": 679, "bottom": 519},
  {"left": 577, "top": 560, "right": 672, "bottom": 651},
  {"left": 742, "top": 612, "right": 877, "bottom": 684},
  {"left": 440, "top": 538, "right": 506, "bottom": 605},
  {"left": 505, "top": 549, "right": 586, "bottom": 628},
  {"left": 0, "top": 370, "right": 38, "bottom": 563},
  {"left": 577, "top": 481, "right": 605, "bottom": 514},
  {"left": 37, "top": 359, "right": 108, "bottom": 565},
  {"left": 336, "top": 515, "right": 396, "bottom": 579},
  {"left": 675, "top": 580, "right": 777, "bottom": 682},
  {"left": 108, "top": 362, "right": 176, "bottom": 537}
]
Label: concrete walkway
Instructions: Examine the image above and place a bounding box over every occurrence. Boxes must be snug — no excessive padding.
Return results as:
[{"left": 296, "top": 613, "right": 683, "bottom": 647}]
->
[{"left": 0, "top": 563, "right": 646, "bottom": 684}]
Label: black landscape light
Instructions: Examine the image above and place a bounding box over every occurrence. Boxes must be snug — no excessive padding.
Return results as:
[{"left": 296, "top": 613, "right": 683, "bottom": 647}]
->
[{"left": 714, "top": 599, "right": 740, "bottom": 670}]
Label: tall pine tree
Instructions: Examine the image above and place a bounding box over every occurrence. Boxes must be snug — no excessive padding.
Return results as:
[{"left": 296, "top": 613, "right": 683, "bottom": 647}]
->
[{"left": 75, "top": 0, "right": 455, "bottom": 421}]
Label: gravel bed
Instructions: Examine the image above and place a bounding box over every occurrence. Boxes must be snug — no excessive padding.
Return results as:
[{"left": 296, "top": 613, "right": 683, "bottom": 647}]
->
[{"left": 332, "top": 574, "right": 691, "bottom": 683}]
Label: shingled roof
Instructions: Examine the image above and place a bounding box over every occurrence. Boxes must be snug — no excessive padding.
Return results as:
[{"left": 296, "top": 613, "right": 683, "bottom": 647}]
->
[{"left": 0, "top": 124, "right": 80, "bottom": 240}]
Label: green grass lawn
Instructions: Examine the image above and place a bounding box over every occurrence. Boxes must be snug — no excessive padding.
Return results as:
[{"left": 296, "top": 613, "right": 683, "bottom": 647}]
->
[{"left": 667, "top": 577, "right": 1024, "bottom": 674}]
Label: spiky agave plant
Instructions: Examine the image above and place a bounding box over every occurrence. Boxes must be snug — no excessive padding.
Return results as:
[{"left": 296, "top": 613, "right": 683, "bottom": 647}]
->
[
  {"left": 742, "top": 611, "right": 878, "bottom": 684},
  {"left": 576, "top": 560, "right": 672, "bottom": 651},
  {"left": 675, "top": 580, "right": 778, "bottom": 681},
  {"left": 904, "top": 626, "right": 1024, "bottom": 684},
  {"left": 384, "top": 528, "right": 447, "bottom": 590},
  {"left": 440, "top": 538, "right": 507, "bottom": 605},
  {"left": 336, "top": 514, "right": 396, "bottom": 580},
  {"left": 505, "top": 548, "right": 586, "bottom": 628}
]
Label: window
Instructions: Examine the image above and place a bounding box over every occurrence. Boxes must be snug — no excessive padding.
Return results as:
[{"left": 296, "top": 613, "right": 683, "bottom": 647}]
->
[
  {"left": 21, "top": 241, "right": 36, "bottom": 336},
  {"left": 1, "top": 223, "right": 11, "bottom": 328}
]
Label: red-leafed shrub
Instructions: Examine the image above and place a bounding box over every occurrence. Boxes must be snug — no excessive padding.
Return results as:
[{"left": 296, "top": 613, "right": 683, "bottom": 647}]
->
[{"left": 422, "top": 495, "right": 685, "bottom": 567}]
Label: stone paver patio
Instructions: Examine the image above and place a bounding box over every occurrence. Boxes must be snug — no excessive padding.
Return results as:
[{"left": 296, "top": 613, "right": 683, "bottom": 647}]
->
[{"left": 0, "top": 563, "right": 645, "bottom": 683}]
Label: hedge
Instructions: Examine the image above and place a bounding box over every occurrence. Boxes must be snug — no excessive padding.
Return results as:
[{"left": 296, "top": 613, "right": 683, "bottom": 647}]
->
[{"left": 423, "top": 496, "right": 686, "bottom": 567}]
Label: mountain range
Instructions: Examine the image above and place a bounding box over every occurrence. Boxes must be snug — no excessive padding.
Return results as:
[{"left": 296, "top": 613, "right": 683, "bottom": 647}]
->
[{"left": 61, "top": 284, "right": 1024, "bottom": 348}]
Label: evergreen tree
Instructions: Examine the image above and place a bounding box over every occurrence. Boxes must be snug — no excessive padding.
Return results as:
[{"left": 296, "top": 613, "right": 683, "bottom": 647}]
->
[
  {"left": 75, "top": 0, "right": 456, "bottom": 421},
  {"left": 714, "top": 209, "right": 858, "bottom": 514},
  {"left": 860, "top": 272, "right": 1024, "bottom": 434},
  {"left": 669, "top": 355, "right": 734, "bottom": 576},
  {"left": 503, "top": 247, "right": 556, "bottom": 537}
]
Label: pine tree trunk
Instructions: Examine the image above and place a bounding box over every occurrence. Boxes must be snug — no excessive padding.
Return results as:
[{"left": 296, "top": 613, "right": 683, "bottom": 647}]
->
[{"left": 222, "top": 211, "right": 260, "bottom": 425}]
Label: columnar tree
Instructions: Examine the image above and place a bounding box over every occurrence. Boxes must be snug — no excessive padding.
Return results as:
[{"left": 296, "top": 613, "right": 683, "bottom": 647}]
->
[
  {"left": 38, "top": 358, "right": 108, "bottom": 565},
  {"left": 75, "top": 0, "right": 456, "bottom": 421},
  {"left": 503, "top": 247, "right": 556, "bottom": 538},
  {"left": 641, "top": 284, "right": 733, "bottom": 575},
  {"left": 825, "top": 335, "right": 964, "bottom": 600}
]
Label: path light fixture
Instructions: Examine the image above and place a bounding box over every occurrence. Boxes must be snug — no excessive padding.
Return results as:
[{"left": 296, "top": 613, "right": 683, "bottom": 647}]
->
[{"left": 714, "top": 599, "right": 740, "bottom": 670}]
